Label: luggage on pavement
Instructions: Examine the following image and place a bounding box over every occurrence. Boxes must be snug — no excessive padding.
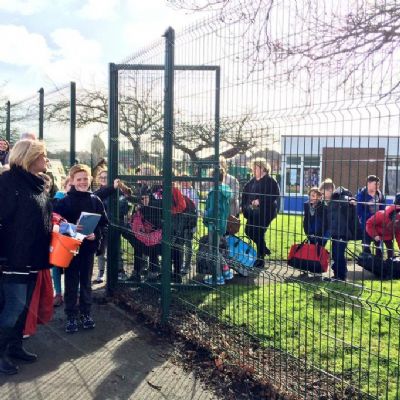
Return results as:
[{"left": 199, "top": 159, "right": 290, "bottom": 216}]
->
[{"left": 287, "top": 241, "right": 330, "bottom": 273}]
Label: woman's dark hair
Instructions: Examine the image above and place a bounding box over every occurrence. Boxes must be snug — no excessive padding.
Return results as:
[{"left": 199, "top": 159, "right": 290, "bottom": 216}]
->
[{"left": 0, "top": 138, "right": 9, "bottom": 151}]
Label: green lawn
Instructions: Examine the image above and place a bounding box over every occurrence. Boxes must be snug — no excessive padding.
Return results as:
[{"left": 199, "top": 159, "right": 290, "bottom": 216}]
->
[
  {"left": 178, "top": 278, "right": 400, "bottom": 399},
  {"left": 120, "top": 211, "right": 400, "bottom": 397}
]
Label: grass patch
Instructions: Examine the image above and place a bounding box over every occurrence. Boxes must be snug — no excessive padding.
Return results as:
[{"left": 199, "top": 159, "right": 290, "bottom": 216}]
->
[{"left": 179, "top": 279, "right": 400, "bottom": 399}]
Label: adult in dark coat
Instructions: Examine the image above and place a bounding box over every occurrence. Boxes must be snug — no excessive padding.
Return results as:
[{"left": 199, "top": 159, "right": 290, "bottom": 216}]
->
[
  {"left": 0, "top": 139, "right": 52, "bottom": 375},
  {"left": 242, "top": 158, "right": 280, "bottom": 268}
]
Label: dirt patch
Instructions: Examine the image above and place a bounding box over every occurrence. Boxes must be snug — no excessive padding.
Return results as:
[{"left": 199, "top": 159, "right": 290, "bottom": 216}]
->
[{"left": 114, "top": 287, "right": 368, "bottom": 400}]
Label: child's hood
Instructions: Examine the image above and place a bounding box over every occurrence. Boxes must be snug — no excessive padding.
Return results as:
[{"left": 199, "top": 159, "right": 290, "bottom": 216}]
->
[{"left": 219, "top": 183, "right": 233, "bottom": 200}]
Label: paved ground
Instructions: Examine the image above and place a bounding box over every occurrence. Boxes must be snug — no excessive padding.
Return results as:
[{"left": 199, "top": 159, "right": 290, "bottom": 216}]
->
[{"left": 0, "top": 295, "right": 218, "bottom": 400}]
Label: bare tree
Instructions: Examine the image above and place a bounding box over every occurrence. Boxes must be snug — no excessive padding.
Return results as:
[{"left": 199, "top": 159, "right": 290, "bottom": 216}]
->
[
  {"left": 151, "top": 113, "right": 266, "bottom": 161},
  {"left": 168, "top": 0, "right": 400, "bottom": 97},
  {"left": 45, "top": 87, "right": 164, "bottom": 166}
]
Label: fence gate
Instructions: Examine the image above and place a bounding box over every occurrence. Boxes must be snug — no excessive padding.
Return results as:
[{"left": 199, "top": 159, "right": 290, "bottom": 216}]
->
[{"left": 107, "top": 28, "right": 221, "bottom": 322}]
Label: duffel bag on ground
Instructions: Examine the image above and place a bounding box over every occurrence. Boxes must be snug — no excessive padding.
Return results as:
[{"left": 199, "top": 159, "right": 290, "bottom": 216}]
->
[
  {"left": 357, "top": 252, "right": 400, "bottom": 279},
  {"left": 225, "top": 235, "right": 256, "bottom": 277},
  {"left": 287, "top": 241, "right": 329, "bottom": 273}
]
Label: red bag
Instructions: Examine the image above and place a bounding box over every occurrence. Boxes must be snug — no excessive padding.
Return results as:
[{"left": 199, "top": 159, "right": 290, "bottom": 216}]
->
[
  {"left": 24, "top": 269, "right": 54, "bottom": 336},
  {"left": 287, "top": 242, "right": 330, "bottom": 273},
  {"left": 131, "top": 211, "right": 162, "bottom": 247}
]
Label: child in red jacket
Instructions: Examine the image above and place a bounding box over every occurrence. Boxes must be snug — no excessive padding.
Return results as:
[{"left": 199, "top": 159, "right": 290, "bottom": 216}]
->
[{"left": 366, "top": 194, "right": 400, "bottom": 259}]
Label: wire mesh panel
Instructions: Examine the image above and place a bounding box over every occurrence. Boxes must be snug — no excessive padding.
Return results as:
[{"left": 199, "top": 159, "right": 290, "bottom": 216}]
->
[
  {"left": 111, "top": 0, "right": 400, "bottom": 398},
  {"left": 74, "top": 86, "right": 109, "bottom": 172},
  {"left": 43, "top": 85, "right": 71, "bottom": 190},
  {"left": 10, "top": 92, "right": 40, "bottom": 142},
  {"left": 116, "top": 66, "right": 165, "bottom": 288}
]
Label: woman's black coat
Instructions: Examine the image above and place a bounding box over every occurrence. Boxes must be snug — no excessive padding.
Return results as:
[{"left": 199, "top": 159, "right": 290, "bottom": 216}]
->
[{"left": 0, "top": 166, "right": 52, "bottom": 281}]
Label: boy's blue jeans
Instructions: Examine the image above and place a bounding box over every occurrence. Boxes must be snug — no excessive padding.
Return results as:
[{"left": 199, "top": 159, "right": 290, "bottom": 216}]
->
[
  {"left": 331, "top": 238, "right": 348, "bottom": 280},
  {"left": 64, "top": 250, "right": 94, "bottom": 318}
]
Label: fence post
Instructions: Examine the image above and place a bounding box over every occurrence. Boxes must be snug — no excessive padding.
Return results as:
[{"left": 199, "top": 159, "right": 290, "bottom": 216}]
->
[
  {"left": 211, "top": 67, "right": 221, "bottom": 284},
  {"left": 38, "top": 88, "right": 44, "bottom": 140},
  {"left": 161, "top": 27, "right": 175, "bottom": 324},
  {"left": 107, "top": 63, "right": 120, "bottom": 295},
  {"left": 5, "top": 101, "right": 10, "bottom": 142},
  {"left": 70, "top": 82, "right": 76, "bottom": 167}
]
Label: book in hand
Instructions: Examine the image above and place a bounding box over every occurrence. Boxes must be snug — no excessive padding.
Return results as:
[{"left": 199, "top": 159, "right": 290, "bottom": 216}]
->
[{"left": 77, "top": 212, "right": 101, "bottom": 236}]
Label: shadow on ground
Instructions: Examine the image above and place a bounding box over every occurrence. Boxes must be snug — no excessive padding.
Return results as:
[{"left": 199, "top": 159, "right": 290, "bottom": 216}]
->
[{"left": 0, "top": 290, "right": 217, "bottom": 400}]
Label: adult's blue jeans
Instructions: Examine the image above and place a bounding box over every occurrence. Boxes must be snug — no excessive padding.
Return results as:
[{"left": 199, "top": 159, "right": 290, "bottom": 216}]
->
[
  {"left": 0, "top": 282, "right": 28, "bottom": 328},
  {"left": 331, "top": 239, "right": 348, "bottom": 280}
]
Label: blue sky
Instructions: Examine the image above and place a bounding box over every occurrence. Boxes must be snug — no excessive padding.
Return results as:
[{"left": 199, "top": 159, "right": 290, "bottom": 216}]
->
[{"left": 0, "top": 0, "right": 202, "bottom": 100}]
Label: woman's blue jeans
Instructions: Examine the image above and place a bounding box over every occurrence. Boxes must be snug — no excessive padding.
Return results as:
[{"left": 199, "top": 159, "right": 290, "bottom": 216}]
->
[{"left": 0, "top": 281, "right": 29, "bottom": 328}]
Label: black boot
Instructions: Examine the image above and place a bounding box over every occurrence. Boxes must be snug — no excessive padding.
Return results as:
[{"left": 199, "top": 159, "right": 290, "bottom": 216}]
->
[
  {"left": 0, "top": 328, "right": 18, "bottom": 375},
  {"left": 0, "top": 356, "right": 18, "bottom": 375},
  {"left": 8, "top": 346, "right": 37, "bottom": 362},
  {"left": 8, "top": 336, "right": 37, "bottom": 363}
]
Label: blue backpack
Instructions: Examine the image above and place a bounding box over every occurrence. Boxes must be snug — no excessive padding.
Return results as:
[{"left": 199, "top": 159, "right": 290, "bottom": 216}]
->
[{"left": 225, "top": 235, "right": 257, "bottom": 276}]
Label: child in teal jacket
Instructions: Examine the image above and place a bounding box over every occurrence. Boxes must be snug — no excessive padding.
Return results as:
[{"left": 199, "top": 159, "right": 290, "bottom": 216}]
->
[{"left": 203, "top": 169, "right": 233, "bottom": 285}]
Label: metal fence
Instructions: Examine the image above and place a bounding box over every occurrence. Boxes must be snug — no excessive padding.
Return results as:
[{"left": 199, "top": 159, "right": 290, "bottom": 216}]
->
[
  {"left": 3, "top": 82, "right": 109, "bottom": 175},
  {"left": 111, "top": 1, "right": 398, "bottom": 398}
]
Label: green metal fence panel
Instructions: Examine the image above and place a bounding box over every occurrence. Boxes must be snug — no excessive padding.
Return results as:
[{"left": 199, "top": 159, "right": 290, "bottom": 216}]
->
[{"left": 110, "top": 1, "right": 400, "bottom": 398}]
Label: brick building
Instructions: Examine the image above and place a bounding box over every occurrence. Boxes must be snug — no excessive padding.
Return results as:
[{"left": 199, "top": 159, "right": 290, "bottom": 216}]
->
[{"left": 281, "top": 135, "right": 400, "bottom": 213}]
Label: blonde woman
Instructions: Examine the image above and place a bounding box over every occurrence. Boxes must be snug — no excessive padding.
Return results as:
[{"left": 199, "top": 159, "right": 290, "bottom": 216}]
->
[{"left": 0, "top": 140, "right": 52, "bottom": 374}]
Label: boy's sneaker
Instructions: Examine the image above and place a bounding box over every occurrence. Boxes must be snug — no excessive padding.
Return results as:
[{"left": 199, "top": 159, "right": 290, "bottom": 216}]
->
[
  {"left": 81, "top": 314, "right": 95, "bottom": 329},
  {"left": 203, "top": 275, "right": 225, "bottom": 285},
  {"left": 222, "top": 269, "right": 234, "bottom": 280},
  {"left": 65, "top": 318, "right": 79, "bottom": 334}
]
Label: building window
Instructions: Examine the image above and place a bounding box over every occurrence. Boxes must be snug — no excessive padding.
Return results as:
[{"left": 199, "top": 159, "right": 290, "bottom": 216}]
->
[
  {"left": 286, "top": 167, "right": 301, "bottom": 194},
  {"left": 386, "top": 157, "right": 400, "bottom": 196},
  {"left": 303, "top": 156, "right": 320, "bottom": 194}
]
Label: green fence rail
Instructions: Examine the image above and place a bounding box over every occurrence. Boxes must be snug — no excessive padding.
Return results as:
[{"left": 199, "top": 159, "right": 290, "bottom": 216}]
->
[{"left": 107, "top": 1, "right": 400, "bottom": 398}]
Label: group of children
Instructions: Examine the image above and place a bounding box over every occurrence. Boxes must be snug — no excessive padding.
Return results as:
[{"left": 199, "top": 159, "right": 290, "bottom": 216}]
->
[
  {"left": 41, "top": 162, "right": 400, "bottom": 333},
  {"left": 304, "top": 175, "right": 400, "bottom": 281}
]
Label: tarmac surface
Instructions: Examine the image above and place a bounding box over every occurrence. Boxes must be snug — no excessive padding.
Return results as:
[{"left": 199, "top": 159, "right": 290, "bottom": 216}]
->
[{"left": 0, "top": 294, "right": 218, "bottom": 400}]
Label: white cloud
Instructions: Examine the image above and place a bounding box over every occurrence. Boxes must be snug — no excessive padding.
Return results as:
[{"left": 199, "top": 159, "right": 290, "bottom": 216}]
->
[
  {"left": 0, "top": 25, "right": 51, "bottom": 66},
  {"left": 41, "top": 28, "right": 104, "bottom": 86},
  {"left": 122, "top": 3, "right": 200, "bottom": 54},
  {"left": 0, "top": 0, "right": 49, "bottom": 15},
  {"left": 78, "top": 0, "right": 120, "bottom": 21},
  {"left": 51, "top": 28, "right": 102, "bottom": 62}
]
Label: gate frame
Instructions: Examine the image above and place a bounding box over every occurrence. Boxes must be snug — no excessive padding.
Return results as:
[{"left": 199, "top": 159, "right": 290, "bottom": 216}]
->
[{"left": 107, "top": 27, "right": 221, "bottom": 323}]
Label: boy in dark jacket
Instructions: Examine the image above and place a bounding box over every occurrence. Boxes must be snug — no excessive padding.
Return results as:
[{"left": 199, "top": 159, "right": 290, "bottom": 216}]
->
[
  {"left": 303, "top": 187, "right": 328, "bottom": 246},
  {"left": 356, "top": 175, "right": 386, "bottom": 256},
  {"left": 54, "top": 164, "right": 108, "bottom": 333}
]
